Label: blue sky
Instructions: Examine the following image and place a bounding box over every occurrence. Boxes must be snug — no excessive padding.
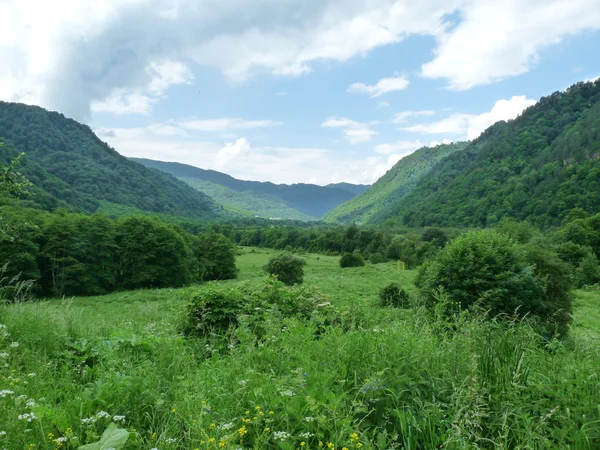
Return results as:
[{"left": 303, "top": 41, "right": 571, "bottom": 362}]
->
[{"left": 2, "top": 0, "right": 600, "bottom": 184}]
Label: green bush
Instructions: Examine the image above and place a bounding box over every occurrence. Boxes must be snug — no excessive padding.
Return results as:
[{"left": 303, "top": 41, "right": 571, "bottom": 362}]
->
[
  {"left": 264, "top": 252, "right": 306, "bottom": 285},
  {"left": 340, "top": 252, "right": 365, "bottom": 268},
  {"left": 181, "top": 288, "right": 245, "bottom": 338},
  {"left": 194, "top": 232, "right": 238, "bottom": 281},
  {"left": 421, "top": 227, "right": 448, "bottom": 247},
  {"left": 416, "top": 230, "right": 573, "bottom": 335},
  {"left": 369, "top": 252, "right": 385, "bottom": 264},
  {"left": 576, "top": 253, "right": 600, "bottom": 287},
  {"left": 378, "top": 282, "right": 410, "bottom": 308}
]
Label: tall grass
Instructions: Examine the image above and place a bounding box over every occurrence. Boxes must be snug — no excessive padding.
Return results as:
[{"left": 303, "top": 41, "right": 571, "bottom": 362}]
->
[{"left": 1, "top": 292, "right": 599, "bottom": 449}]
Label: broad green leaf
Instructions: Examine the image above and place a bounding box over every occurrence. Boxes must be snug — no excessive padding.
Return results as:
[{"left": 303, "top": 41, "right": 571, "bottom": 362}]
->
[{"left": 78, "top": 423, "right": 129, "bottom": 450}]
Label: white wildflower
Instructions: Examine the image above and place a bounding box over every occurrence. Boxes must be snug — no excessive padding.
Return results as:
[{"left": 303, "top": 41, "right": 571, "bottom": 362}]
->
[
  {"left": 112, "top": 415, "right": 126, "bottom": 423},
  {"left": 273, "top": 431, "right": 291, "bottom": 441},
  {"left": 0, "top": 390, "right": 14, "bottom": 398},
  {"left": 0, "top": 431, "right": 6, "bottom": 437},
  {"left": 279, "top": 389, "right": 295, "bottom": 397},
  {"left": 299, "top": 432, "right": 314, "bottom": 438},
  {"left": 9, "top": 342, "right": 19, "bottom": 348},
  {"left": 17, "top": 395, "right": 27, "bottom": 400},
  {"left": 95, "top": 411, "right": 111, "bottom": 419},
  {"left": 238, "top": 379, "right": 248, "bottom": 386},
  {"left": 18, "top": 412, "right": 36, "bottom": 422},
  {"left": 218, "top": 422, "right": 234, "bottom": 430},
  {"left": 166, "top": 438, "right": 177, "bottom": 443},
  {"left": 25, "top": 399, "right": 37, "bottom": 408},
  {"left": 55, "top": 437, "right": 68, "bottom": 443},
  {"left": 303, "top": 416, "right": 316, "bottom": 422},
  {"left": 81, "top": 417, "right": 96, "bottom": 424},
  {"left": 0, "top": 353, "right": 8, "bottom": 358},
  {"left": 27, "top": 373, "right": 36, "bottom": 378}
]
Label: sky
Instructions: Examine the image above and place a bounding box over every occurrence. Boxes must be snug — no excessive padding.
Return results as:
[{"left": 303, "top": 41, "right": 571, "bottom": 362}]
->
[{"left": 1, "top": 0, "right": 600, "bottom": 185}]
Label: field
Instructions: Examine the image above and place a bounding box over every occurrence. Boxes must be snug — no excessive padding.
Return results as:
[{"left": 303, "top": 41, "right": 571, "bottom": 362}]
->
[{"left": 1, "top": 248, "right": 599, "bottom": 449}]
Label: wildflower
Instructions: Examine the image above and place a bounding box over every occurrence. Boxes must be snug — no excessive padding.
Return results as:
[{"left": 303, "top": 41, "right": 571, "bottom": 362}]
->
[
  {"left": 238, "top": 426, "right": 248, "bottom": 437},
  {"left": 112, "top": 415, "right": 126, "bottom": 423},
  {"left": 209, "top": 423, "right": 216, "bottom": 429},
  {"left": 26, "top": 399, "right": 37, "bottom": 408},
  {"left": 218, "top": 422, "right": 234, "bottom": 430},
  {"left": 166, "top": 438, "right": 177, "bottom": 444},
  {"left": 209, "top": 438, "right": 216, "bottom": 443},
  {"left": 55, "top": 437, "right": 67, "bottom": 443},
  {"left": 356, "top": 443, "right": 363, "bottom": 448},
  {"left": 9, "top": 342, "right": 19, "bottom": 348},
  {"left": 301, "top": 442, "right": 306, "bottom": 447},
  {"left": 269, "top": 410, "right": 274, "bottom": 415},
  {"left": 319, "top": 442, "right": 323, "bottom": 447},
  {"left": 81, "top": 418, "right": 95, "bottom": 424},
  {"left": 0, "top": 390, "right": 14, "bottom": 398},
  {"left": 0, "top": 431, "right": 6, "bottom": 437},
  {"left": 300, "top": 432, "right": 314, "bottom": 439},
  {"left": 0, "top": 353, "right": 8, "bottom": 358},
  {"left": 279, "top": 389, "right": 295, "bottom": 397},
  {"left": 350, "top": 433, "right": 359, "bottom": 441},
  {"left": 303, "top": 417, "right": 315, "bottom": 422},
  {"left": 273, "top": 431, "right": 291, "bottom": 441},
  {"left": 95, "top": 411, "right": 111, "bottom": 419},
  {"left": 264, "top": 428, "right": 270, "bottom": 432},
  {"left": 327, "top": 443, "right": 334, "bottom": 449},
  {"left": 150, "top": 448, "right": 159, "bottom": 450},
  {"left": 27, "top": 373, "right": 36, "bottom": 377},
  {"left": 18, "top": 412, "right": 37, "bottom": 422}
]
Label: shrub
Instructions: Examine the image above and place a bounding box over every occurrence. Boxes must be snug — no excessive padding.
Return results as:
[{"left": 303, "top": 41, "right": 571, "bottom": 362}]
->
[
  {"left": 421, "top": 227, "right": 448, "bottom": 247},
  {"left": 194, "top": 232, "right": 238, "bottom": 281},
  {"left": 340, "top": 252, "right": 365, "bottom": 268},
  {"left": 416, "top": 230, "right": 573, "bottom": 335},
  {"left": 181, "top": 288, "right": 246, "bottom": 338},
  {"left": 378, "top": 282, "right": 410, "bottom": 308},
  {"left": 369, "top": 252, "right": 385, "bottom": 264},
  {"left": 576, "top": 253, "right": 600, "bottom": 287},
  {"left": 264, "top": 252, "right": 306, "bottom": 285}
]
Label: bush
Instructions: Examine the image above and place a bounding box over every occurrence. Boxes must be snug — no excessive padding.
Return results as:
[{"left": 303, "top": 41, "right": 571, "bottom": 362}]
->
[
  {"left": 181, "top": 288, "right": 245, "bottom": 338},
  {"left": 576, "top": 253, "right": 600, "bottom": 287},
  {"left": 264, "top": 252, "right": 306, "bottom": 285},
  {"left": 369, "top": 252, "right": 385, "bottom": 264},
  {"left": 340, "top": 252, "right": 365, "bottom": 268},
  {"left": 194, "top": 232, "right": 238, "bottom": 281},
  {"left": 416, "top": 230, "right": 573, "bottom": 335},
  {"left": 378, "top": 282, "right": 410, "bottom": 308},
  {"left": 421, "top": 227, "right": 448, "bottom": 247}
]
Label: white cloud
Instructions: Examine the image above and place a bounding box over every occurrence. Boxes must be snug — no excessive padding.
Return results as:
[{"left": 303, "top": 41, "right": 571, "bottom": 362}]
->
[
  {"left": 276, "top": 92, "right": 288, "bottom": 96},
  {"left": 585, "top": 75, "right": 600, "bottom": 82},
  {"left": 401, "top": 95, "right": 536, "bottom": 140},
  {"left": 422, "top": 0, "right": 600, "bottom": 90},
  {"left": 392, "top": 110, "right": 435, "bottom": 123},
  {"left": 217, "top": 138, "right": 252, "bottom": 169},
  {"left": 96, "top": 122, "right": 394, "bottom": 184},
  {"left": 91, "top": 91, "right": 156, "bottom": 115},
  {"left": 2, "top": 0, "right": 598, "bottom": 119},
  {"left": 348, "top": 75, "right": 409, "bottom": 97},
  {"left": 322, "top": 117, "right": 378, "bottom": 144},
  {"left": 177, "top": 118, "right": 281, "bottom": 132},
  {"left": 374, "top": 140, "right": 424, "bottom": 155},
  {"left": 377, "top": 101, "right": 390, "bottom": 108}
]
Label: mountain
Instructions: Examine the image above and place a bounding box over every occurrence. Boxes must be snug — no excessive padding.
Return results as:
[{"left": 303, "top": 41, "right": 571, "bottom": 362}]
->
[
  {"left": 131, "top": 158, "right": 367, "bottom": 219},
  {"left": 325, "top": 182, "right": 370, "bottom": 195},
  {"left": 0, "top": 102, "right": 219, "bottom": 218},
  {"left": 323, "top": 142, "right": 468, "bottom": 225},
  {"left": 379, "top": 80, "right": 600, "bottom": 229}
]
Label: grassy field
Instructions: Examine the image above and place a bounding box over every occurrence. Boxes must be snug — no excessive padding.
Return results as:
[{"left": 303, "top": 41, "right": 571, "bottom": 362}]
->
[{"left": 0, "top": 248, "right": 599, "bottom": 449}]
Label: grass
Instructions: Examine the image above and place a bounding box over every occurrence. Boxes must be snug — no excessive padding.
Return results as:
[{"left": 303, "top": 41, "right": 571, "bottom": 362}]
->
[{"left": 0, "top": 248, "right": 599, "bottom": 449}]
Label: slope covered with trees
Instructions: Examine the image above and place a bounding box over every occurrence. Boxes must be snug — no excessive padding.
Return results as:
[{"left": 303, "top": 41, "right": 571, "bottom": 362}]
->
[
  {"left": 386, "top": 80, "right": 600, "bottom": 229},
  {"left": 323, "top": 142, "right": 468, "bottom": 225},
  {"left": 0, "top": 102, "right": 219, "bottom": 218},
  {"left": 132, "top": 158, "right": 367, "bottom": 219}
]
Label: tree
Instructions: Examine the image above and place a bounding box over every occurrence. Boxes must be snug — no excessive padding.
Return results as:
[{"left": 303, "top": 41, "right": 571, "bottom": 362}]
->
[
  {"left": 339, "top": 252, "right": 365, "bottom": 268},
  {"left": 117, "top": 217, "right": 194, "bottom": 289},
  {"left": 0, "top": 149, "right": 31, "bottom": 199},
  {"left": 194, "top": 232, "right": 238, "bottom": 281},
  {"left": 416, "top": 230, "right": 572, "bottom": 334},
  {"left": 264, "top": 253, "right": 306, "bottom": 285},
  {"left": 421, "top": 227, "right": 448, "bottom": 247}
]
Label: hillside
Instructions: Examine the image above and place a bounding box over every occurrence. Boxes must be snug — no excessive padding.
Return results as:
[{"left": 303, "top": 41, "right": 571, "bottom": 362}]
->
[
  {"left": 323, "top": 142, "right": 468, "bottom": 225},
  {"left": 387, "top": 80, "right": 600, "bottom": 229},
  {"left": 0, "top": 102, "right": 219, "bottom": 218},
  {"left": 132, "top": 158, "right": 366, "bottom": 219}
]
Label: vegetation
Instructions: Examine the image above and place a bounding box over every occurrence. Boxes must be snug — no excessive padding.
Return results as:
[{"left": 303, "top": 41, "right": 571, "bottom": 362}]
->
[
  {"left": 416, "top": 230, "right": 573, "bottom": 335},
  {"left": 1, "top": 249, "right": 599, "bottom": 449},
  {"left": 378, "top": 282, "right": 410, "bottom": 308},
  {"left": 339, "top": 252, "right": 365, "bottom": 268},
  {"left": 264, "top": 252, "right": 307, "bottom": 285},
  {"left": 0, "top": 103, "right": 218, "bottom": 217},
  {"left": 132, "top": 158, "right": 368, "bottom": 219},
  {"left": 386, "top": 80, "right": 600, "bottom": 228},
  {"left": 323, "top": 142, "right": 468, "bottom": 225}
]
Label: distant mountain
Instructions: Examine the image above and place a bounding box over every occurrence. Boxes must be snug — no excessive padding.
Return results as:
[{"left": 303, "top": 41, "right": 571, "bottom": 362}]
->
[
  {"left": 0, "top": 102, "right": 219, "bottom": 218},
  {"left": 325, "top": 182, "right": 370, "bottom": 195},
  {"left": 371, "top": 79, "right": 600, "bottom": 229},
  {"left": 323, "top": 142, "right": 468, "bottom": 225},
  {"left": 131, "top": 158, "right": 367, "bottom": 219}
]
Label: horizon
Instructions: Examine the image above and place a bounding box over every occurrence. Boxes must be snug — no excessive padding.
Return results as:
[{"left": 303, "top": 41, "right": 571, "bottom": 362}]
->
[{"left": 1, "top": 0, "right": 599, "bottom": 184}]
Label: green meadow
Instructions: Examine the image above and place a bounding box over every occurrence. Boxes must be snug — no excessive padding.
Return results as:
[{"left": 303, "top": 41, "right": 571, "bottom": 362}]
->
[{"left": 1, "top": 248, "right": 599, "bottom": 450}]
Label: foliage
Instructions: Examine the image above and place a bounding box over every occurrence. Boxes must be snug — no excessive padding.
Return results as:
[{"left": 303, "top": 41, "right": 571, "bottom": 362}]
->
[
  {"left": 378, "top": 282, "right": 410, "bottom": 308},
  {"left": 182, "top": 287, "right": 245, "bottom": 337},
  {"left": 264, "top": 253, "right": 306, "bottom": 285},
  {"left": 382, "top": 80, "right": 600, "bottom": 228},
  {"left": 0, "top": 102, "right": 217, "bottom": 217},
  {"left": 339, "top": 252, "right": 365, "bottom": 268},
  {"left": 78, "top": 423, "right": 129, "bottom": 450},
  {"left": 133, "top": 158, "right": 367, "bottom": 219},
  {"left": 194, "top": 232, "right": 238, "bottom": 281},
  {"left": 576, "top": 253, "right": 600, "bottom": 287},
  {"left": 0, "top": 149, "right": 31, "bottom": 199},
  {"left": 421, "top": 227, "right": 448, "bottom": 247},
  {"left": 416, "top": 230, "right": 573, "bottom": 334},
  {"left": 323, "top": 142, "right": 468, "bottom": 225}
]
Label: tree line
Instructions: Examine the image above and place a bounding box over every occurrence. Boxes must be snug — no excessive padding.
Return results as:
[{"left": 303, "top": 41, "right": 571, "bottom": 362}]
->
[{"left": 0, "top": 205, "right": 237, "bottom": 298}]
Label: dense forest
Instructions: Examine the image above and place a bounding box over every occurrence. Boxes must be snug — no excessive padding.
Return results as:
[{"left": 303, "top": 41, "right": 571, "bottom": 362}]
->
[
  {"left": 133, "top": 158, "right": 368, "bottom": 219},
  {"left": 324, "top": 142, "right": 468, "bottom": 225},
  {"left": 376, "top": 80, "right": 600, "bottom": 228},
  {"left": 0, "top": 102, "right": 219, "bottom": 218}
]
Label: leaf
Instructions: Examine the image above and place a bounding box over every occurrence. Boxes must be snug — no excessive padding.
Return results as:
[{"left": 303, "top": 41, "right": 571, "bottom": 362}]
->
[{"left": 78, "top": 423, "right": 129, "bottom": 450}]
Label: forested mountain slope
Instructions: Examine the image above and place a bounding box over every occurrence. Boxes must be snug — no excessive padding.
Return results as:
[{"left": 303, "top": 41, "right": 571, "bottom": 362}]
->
[
  {"left": 132, "top": 158, "right": 366, "bottom": 219},
  {"left": 0, "top": 102, "right": 219, "bottom": 218},
  {"left": 388, "top": 80, "right": 600, "bottom": 229},
  {"left": 323, "top": 142, "right": 468, "bottom": 225}
]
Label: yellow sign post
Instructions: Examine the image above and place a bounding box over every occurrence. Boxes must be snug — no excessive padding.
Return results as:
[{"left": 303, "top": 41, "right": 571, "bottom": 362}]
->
[{"left": 397, "top": 261, "right": 405, "bottom": 271}]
